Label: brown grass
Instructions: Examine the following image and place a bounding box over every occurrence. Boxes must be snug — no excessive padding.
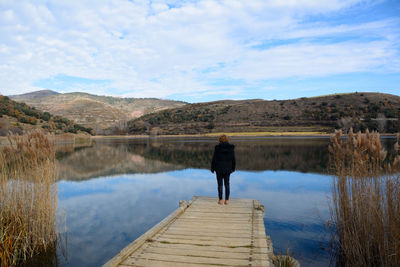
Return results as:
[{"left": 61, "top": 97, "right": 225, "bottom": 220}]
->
[
  {"left": 272, "top": 247, "right": 299, "bottom": 267},
  {"left": 328, "top": 129, "right": 400, "bottom": 266},
  {"left": 0, "top": 130, "right": 58, "bottom": 266}
]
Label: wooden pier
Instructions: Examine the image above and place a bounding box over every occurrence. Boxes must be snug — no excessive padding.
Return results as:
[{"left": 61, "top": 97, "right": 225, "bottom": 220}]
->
[{"left": 104, "top": 196, "right": 274, "bottom": 267}]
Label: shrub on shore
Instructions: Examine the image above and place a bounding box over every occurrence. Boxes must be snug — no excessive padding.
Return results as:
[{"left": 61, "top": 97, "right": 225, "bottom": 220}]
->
[
  {"left": 0, "top": 130, "right": 58, "bottom": 266},
  {"left": 328, "top": 129, "right": 400, "bottom": 266}
]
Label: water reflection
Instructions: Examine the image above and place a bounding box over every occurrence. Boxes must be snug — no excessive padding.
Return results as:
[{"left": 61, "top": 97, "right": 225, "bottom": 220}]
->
[
  {"left": 126, "top": 138, "right": 331, "bottom": 173},
  {"left": 57, "top": 137, "right": 332, "bottom": 181},
  {"left": 56, "top": 143, "right": 184, "bottom": 181}
]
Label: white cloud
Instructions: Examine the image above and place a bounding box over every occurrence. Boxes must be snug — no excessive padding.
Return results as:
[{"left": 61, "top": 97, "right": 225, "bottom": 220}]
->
[{"left": 0, "top": 0, "right": 398, "bottom": 99}]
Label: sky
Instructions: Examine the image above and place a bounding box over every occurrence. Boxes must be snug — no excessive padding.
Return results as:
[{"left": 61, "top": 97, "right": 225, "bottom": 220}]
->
[{"left": 0, "top": 0, "right": 399, "bottom": 103}]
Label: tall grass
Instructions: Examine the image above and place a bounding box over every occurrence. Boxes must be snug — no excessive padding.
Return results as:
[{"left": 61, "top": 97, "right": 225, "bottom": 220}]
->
[
  {"left": 0, "top": 130, "right": 58, "bottom": 266},
  {"left": 328, "top": 129, "right": 400, "bottom": 266}
]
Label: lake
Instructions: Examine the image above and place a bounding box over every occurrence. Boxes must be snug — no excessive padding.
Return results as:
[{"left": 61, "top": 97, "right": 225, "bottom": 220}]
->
[{"left": 53, "top": 136, "right": 394, "bottom": 267}]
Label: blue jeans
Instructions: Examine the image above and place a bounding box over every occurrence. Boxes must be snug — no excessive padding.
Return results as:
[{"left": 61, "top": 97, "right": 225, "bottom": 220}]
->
[{"left": 216, "top": 172, "right": 230, "bottom": 200}]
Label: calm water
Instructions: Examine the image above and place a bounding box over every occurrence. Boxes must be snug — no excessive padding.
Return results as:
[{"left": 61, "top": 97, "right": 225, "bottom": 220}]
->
[{"left": 53, "top": 137, "right": 394, "bottom": 267}]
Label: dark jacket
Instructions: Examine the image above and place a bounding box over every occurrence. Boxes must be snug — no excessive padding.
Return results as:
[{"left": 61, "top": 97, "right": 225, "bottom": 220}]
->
[{"left": 211, "top": 142, "right": 236, "bottom": 174}]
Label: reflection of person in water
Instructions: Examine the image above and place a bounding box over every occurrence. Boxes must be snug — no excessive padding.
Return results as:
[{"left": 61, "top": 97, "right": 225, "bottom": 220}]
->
[{"left": 211, "top": 135, "right": 236, "bottom": 205}]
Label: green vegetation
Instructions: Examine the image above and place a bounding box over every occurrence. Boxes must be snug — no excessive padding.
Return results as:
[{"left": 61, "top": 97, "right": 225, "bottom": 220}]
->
[
  {"left": 146, "top": 108, "right": 216, "bottom": 125},
  {"left": 0, "top": 95, "right": 94, "bottom": 135},
  {"left": 0, "top": 131, "right": 59, "bottom": 266},
  {"left": 0, "top": 95, "right": 40, "bottom": 125},
  {"left": 328, "top": 130, "right": 400, "bottom": 266}
]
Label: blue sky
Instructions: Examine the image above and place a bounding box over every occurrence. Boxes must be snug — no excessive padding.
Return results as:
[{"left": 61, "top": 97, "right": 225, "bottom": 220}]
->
[{"left": 0, "top": 0, "right": 399, "bottom": 102}]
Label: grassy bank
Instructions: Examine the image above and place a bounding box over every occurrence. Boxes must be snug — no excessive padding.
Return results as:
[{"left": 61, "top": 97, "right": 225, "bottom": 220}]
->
[
  {"left": 328, "top": 130, "right": 400, "bottom": 266},
  {"left": 0, "top": 130, "right": 59, "bottom": 266}
]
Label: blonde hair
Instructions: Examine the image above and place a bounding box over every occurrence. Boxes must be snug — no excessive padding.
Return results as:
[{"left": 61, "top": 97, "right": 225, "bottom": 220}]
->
[{"left": 219, "top": 135, "right": 229, "bottom": 143}]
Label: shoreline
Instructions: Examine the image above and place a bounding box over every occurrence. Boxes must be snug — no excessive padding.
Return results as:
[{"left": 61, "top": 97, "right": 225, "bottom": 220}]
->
[
  {"left": 92, "top": 131, "right": 398, "bottom": 139},
  {"left": 92, "top": 131, "right": 330, "bottom": 139}
]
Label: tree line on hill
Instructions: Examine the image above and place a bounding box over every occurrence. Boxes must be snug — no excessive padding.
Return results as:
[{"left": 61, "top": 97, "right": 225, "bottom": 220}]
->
[{"left": 0, "top": 95, "right": 94, "bottom": 136}]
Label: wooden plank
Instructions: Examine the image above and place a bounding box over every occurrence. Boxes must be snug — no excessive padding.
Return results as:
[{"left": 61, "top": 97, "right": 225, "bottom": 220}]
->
[
  {"left": 164, "top": 229, "right": 267, "bottom": 238},
  {"left": 104, "top": 196, "right": 274, "bottom": 267},
  {"left": 183, "top": 211, "right": 253, "bottom": 215},
  {"left": 166, "top": 225, "right": 253, "bottom": 232},
  {"left": 159, "top": 233, "right": 252, "bottom": 242},
  {"left": 141, "top": 247, "right": 250, "bottom": 259},
  {"left": 176, "top": 216, "right": 259, "bottom": 222},
  {"left": 121, "top": 258, "right": 227, "bottom": 267},
  {"left": 123, "top": 253, "right": 251, "bottom": 266},
  {"left": 141, "top": 246, "right": 271, "bottom": 261},
  {"left": 153, "top": 237, "right": 253, "bottom": 247},
  {"left": 167, "top": 225, "right": 252, "bottom": 230},
  {"left": 149, "top": 241, "right": 253, "bottom": 253},
  {"left": 162, "top": 230, "right": 252, "bottom": 238},
  {"left": 165, "top": 226, "right": 253, "bottom": 233},
  {"left": 120, "top": 259, "right": 221, "bottom": 267}
]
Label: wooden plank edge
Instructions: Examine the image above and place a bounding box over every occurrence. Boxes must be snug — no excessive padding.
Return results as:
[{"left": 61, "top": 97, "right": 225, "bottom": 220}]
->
[
  {"left": 252, "top": 200, "right": 276, "bottom": 267},
  {"left": 102, "top": 196, "right": 197, "bottom": 267}
]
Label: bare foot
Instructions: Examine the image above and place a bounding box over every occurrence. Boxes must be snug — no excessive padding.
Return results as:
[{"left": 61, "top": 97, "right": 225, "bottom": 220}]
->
[
  {"left": 218, "top": 199, "right": 223, "bottom": 205},
  {"left": 224, "top": 200, "right": 229, "bottom": 205}
]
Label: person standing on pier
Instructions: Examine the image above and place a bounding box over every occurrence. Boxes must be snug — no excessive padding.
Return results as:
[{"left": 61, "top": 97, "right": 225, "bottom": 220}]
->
[{"left": 211, "top": 135, "right": 236, "bottom": 205}]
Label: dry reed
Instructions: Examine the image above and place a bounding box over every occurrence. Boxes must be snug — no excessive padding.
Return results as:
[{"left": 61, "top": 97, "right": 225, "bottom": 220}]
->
[
  {"left": 328, "top": 129, "right": 400, "bottom": 266},
  {"left": 0, "top": 130, "right": 58, "bottom": 266}
]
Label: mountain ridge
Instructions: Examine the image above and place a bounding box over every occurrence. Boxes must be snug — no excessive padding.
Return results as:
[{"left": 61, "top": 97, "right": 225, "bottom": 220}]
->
[{"left": 9, "top": 89, "right": 60, "bottom": 99}]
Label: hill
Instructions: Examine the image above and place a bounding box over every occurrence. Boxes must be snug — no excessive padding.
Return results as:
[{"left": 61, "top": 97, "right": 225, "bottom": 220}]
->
[
  {"left": 128, "top": 92, "right": 400, "bottom": 135},
  {"left": 0, "top": 95, "right": 94, "bottom": 136},
  {"left": 9, "top": 91, "right": 186, "bottom": 134},
  {"left": 10, "top": 89, "right": 60, "bottom": 100}
]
